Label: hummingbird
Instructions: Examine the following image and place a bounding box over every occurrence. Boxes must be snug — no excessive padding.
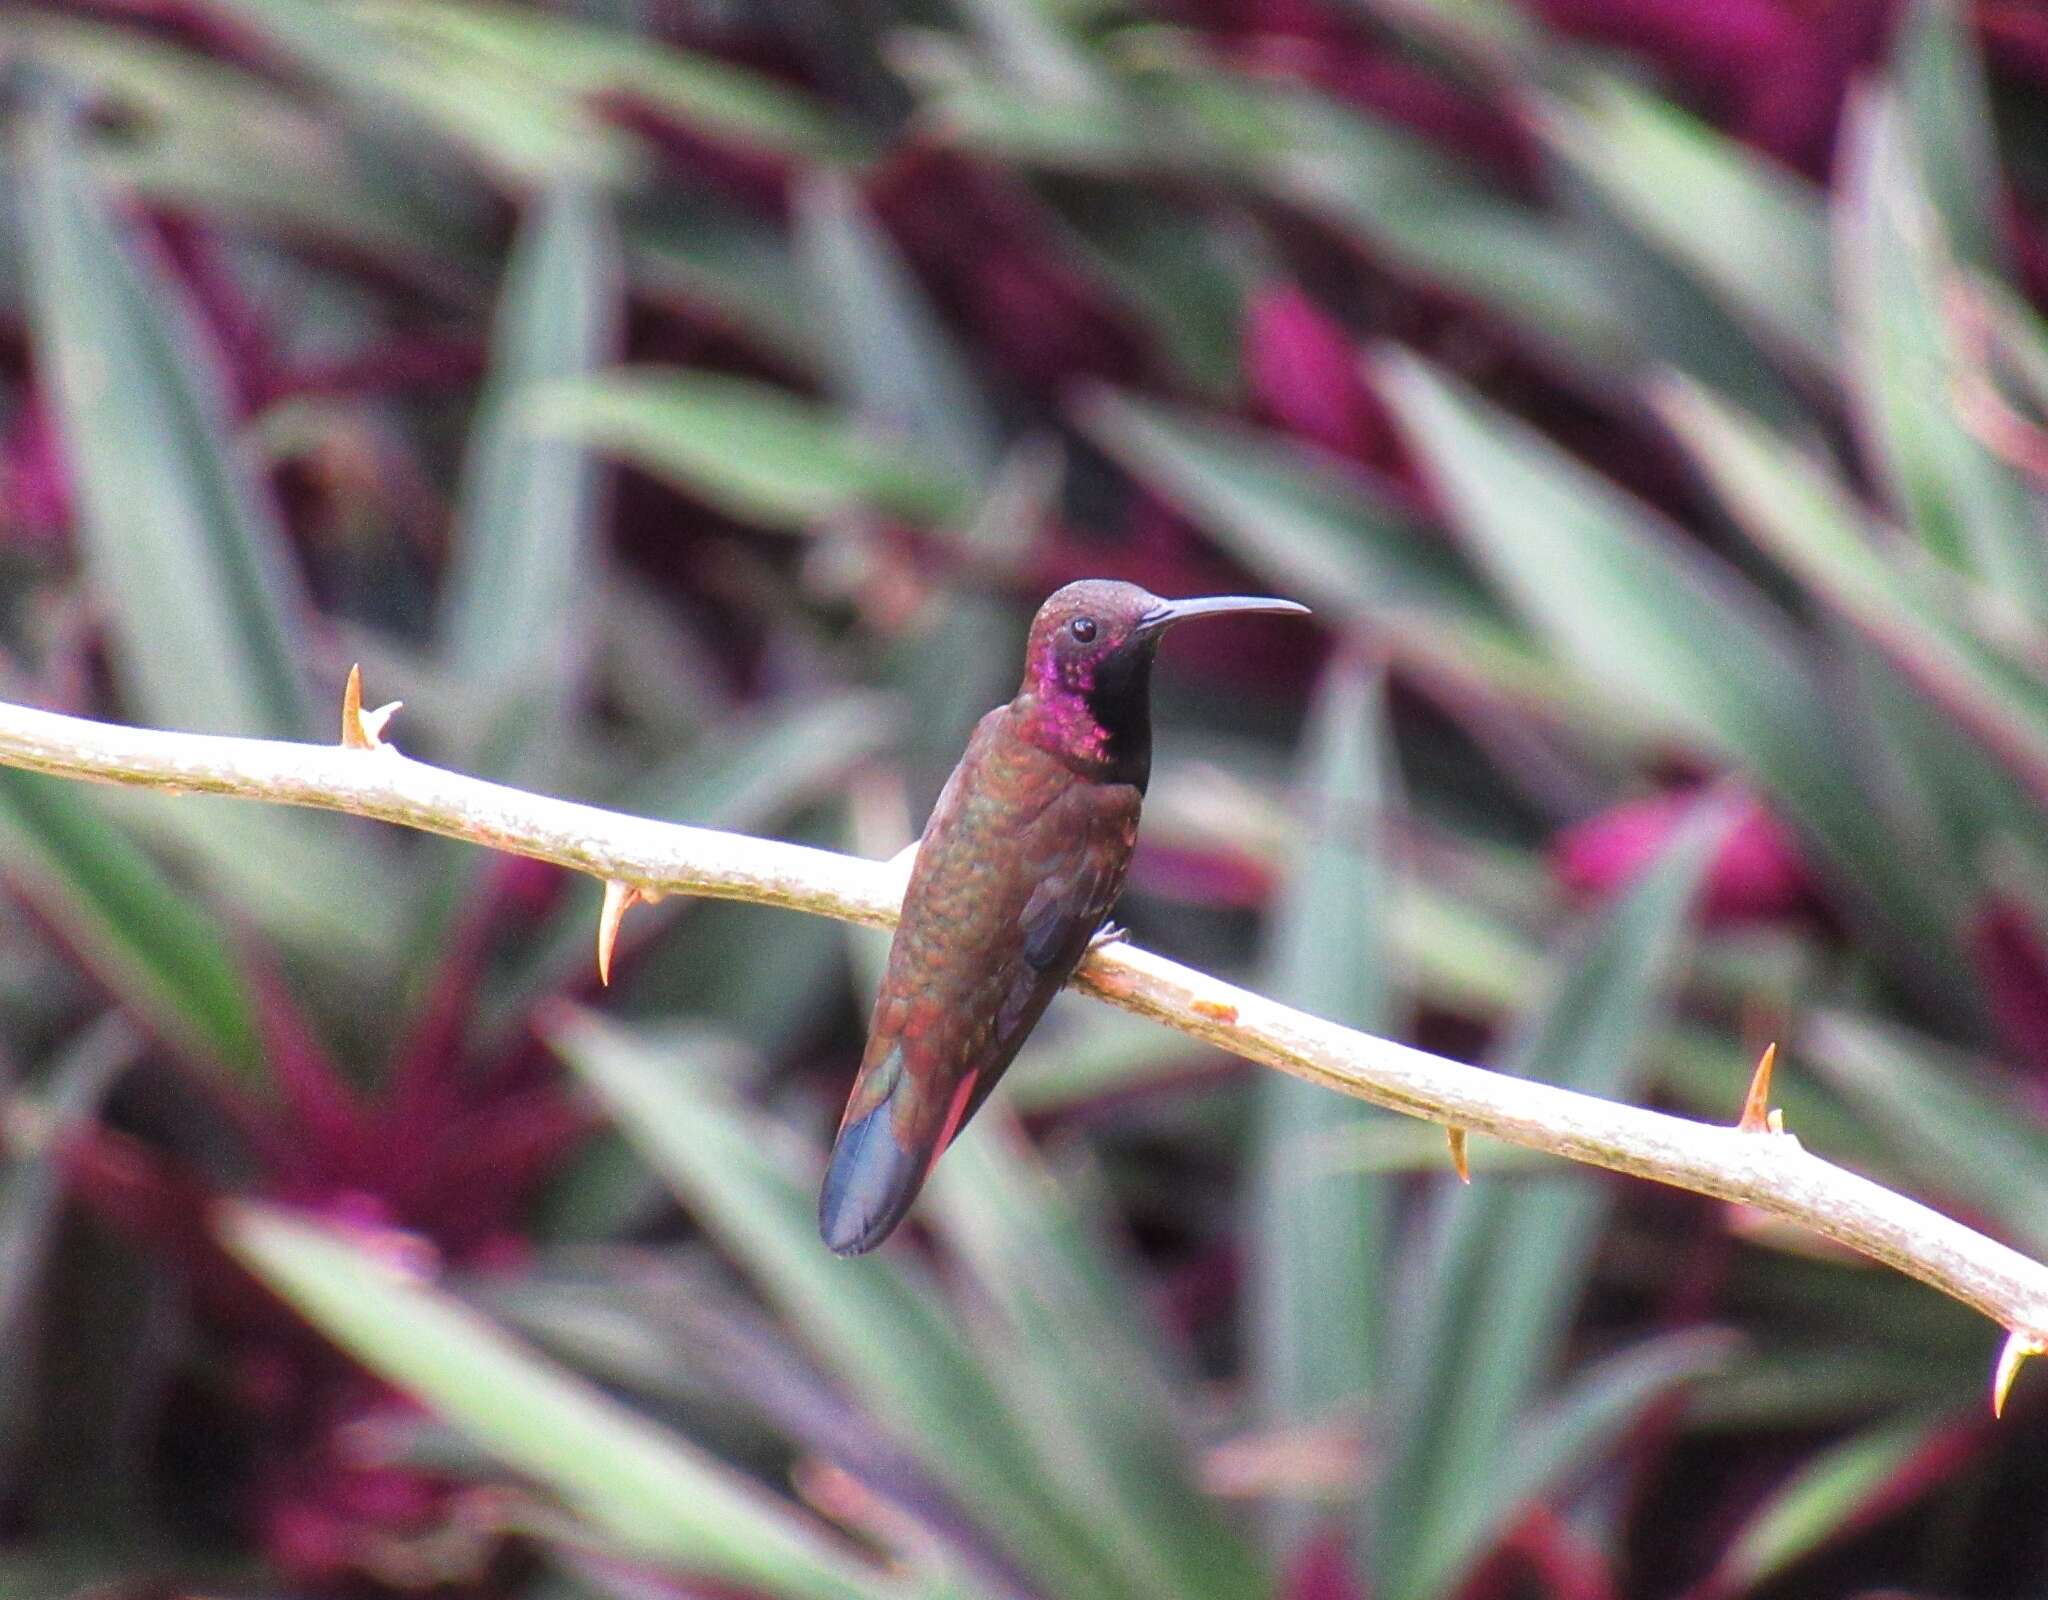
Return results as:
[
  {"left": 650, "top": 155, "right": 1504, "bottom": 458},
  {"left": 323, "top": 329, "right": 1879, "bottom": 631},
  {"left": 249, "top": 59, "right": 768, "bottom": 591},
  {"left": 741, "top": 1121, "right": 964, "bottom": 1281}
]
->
[{"left": 820, "top": 579, "right": 1310, "bottom": 1255}]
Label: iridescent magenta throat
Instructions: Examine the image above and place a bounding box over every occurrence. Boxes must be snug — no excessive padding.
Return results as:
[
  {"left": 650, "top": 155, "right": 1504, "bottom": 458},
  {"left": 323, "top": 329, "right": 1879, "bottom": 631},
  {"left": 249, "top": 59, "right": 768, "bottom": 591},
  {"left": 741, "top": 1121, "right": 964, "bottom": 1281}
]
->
[{"left": 1016, "top": 654, "right": 1113, "bottom": 765}]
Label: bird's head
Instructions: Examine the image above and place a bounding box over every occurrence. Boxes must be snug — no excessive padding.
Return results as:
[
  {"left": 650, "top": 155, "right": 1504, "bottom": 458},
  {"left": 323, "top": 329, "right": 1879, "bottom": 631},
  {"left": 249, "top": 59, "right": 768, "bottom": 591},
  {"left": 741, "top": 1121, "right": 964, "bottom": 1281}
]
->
[{"left": 1013, "top": 580, "right": 1308, "bottom": 784}]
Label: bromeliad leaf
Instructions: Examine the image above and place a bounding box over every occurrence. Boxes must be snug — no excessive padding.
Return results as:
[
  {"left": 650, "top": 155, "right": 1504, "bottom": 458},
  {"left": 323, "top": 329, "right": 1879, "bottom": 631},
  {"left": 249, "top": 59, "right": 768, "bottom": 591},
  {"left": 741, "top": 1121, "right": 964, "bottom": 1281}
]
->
[
  {"left": 18, "top": 110, "right": 312, "bottom": 740},
  {"left": 439, "top": 183, "right": 619, "bottom": 765},
  {"left": 1248, "top": 656, "right": 1396, "bottom": 1552},
  {"left": 18, "top": 16, "right": 437, "bottom": 260},
  {"left": 1705, "top": 1413, "right": 1957, "bottom": 1594},
  {"left": 0, "top": 1019, "right": 136, "bottom": 1448},
  {"left": 1422, "top": 1330, "right": 1732, "bottom": 1596},
  {"left": 0, "top": 771, "right": 261, "bottom": 1079},
  {"left": 1384, "top": 354, "right": 1961, "bottom": 976},
  {"left": 1836, "top": 92, "right": 2047, "bottom": 605},
  {"left": 361, "top": 0, "right": 873, "bottom": 164},
  {"left": 1657, "top": 378, "right": 2048, "bottom": 812},
  {"left": 929, "top": 1115, "right": 1268, "bottom": 1600},
  {"left": 1539, "top": 77, "right": 1834, "bottom": 375},
  {"left": 1893, "top": 0, "right": 2006, "bottom": 276},
  {"left": 529, "top": 370, "right": 975, "bottom": 532},
  {"left": 222, "top": 1204, "right": 899, "bottom": 1600},
  {"left": 549, "top": 1011, "right": 1143, "bottom": 1600},
  {"left": 206, "top": 0, "right": 637, "bottom": 187},
  {"left": 795, "top": 173, "right": 1000, "bottom": 483},
  {"left": 1077, "top": 389, "right": 1574, "bottom": 718},
  {"left": 1370, "top": 797, "right": 1733, "bottom": 1600}
]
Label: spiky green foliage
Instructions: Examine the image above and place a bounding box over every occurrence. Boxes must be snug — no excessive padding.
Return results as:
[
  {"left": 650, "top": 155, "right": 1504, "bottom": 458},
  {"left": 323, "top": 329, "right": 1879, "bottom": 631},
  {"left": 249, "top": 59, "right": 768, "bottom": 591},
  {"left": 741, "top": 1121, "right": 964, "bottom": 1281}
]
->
[{"left": 3, "top": 2, "right": 2048, "bottom": 1597}]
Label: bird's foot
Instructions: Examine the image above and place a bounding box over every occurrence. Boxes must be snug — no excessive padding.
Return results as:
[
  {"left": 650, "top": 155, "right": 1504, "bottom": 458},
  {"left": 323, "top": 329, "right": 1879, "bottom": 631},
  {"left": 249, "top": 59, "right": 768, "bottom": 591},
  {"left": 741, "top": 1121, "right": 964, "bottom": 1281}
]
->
[{"left": 1088, "top": 922, "right": 1128, "bottom": 952}]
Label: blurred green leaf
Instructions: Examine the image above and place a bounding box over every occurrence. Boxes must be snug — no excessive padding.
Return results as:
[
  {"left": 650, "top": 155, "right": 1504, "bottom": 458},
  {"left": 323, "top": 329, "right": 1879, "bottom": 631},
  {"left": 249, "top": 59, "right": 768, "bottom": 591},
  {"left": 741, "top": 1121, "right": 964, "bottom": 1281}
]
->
[
  {"left": 0, "top": 1018, "right": 134, "bottom": 1452},
  {"left": 1372, "top": 796, "right": 1732, "bottom": 1600},
  {"left": 1384, "top": 354, "right": 1959, "bottom": 972},
  {"left": 795, "top": 172, "right": 999, "bottom": 481},
  {"left": 1895, "top": 0, "right": 2005, "bottom": 276},
  {"left": 18, "top": 110, "right": 311, "bottom": 739},
  {"left": 1688, "top": 1350, "right": 1973, "bottom": 1430},
  {"left": 368, "top": 0, "right": 872, "bottom": 163},
  {"left": 550, "top": 1011, "right": 1142, "bottom": 1600},
  {"left": 0, "top": 771, "right": 260, "bottom": 1077},
  {"left": 209, "top": 0, "right": 639, "bottom": 187},
  {"left": 1724, "top": 1249, "right": 1989, "bottom": 1373},
  {"left": 19, "top": 17, "right": 447, "bottom": 258},
  {"left": 1662, "top": 419, "right": 2038, "bottom": 972},
  {"left": 921, "top": 45, "right": 1635, "bottom": 365},
  {"left": 225, "top": 1203, "right": 895, "bottom": 1597},
  {"left": 1345, "top": 0, "right": 1539, "bottom": 55},
  {"left": 1248, "top": 656, "right": 1395, "bottom": 1547},
  {"left": 1004, "top": 1004, "right": 1220, "bottom": 1110},
  {"left": 1539, "top": 77, "right": 1834, "bottom": 373},
  {"left": 439, "top": 183, "right": 618, "bottom": 759},
  {"left": 1710, "top": 1414, "right": 1952, "bottom": 1593},
  {"left": 629, "top": 209, "right": 821, "bottom": 376},
  {"left": 619, "top": 879, "right": 851, "bottom": 1062},
  {"left": 881, "top": 444, "right": 1048, "bottom": 809},
  {"left": 1825, "top": 638, "right": 1986, "bottom": 919},
  {"left": 952, "top": 0, "right": 1108, "bottom": 101},
  {"left": 1050, "top": 190, "right": 1248, "bottom": 399},
  {"left": 1167, "top": 69, "right": 1639, "bottom": 367},
  {"left": 95, "top": 787, "right": 403, "bottom": 971},
  {"left": 614, "top": 693, "right": 897, "bottom": 845},
  {"left": 1557, "top": 157, "right": 1813, "bottom": 430},
  {"left": 899, "top": 28, "right": 1154, "bottom": 174},
  {"left": 930, "top": 1115, "right": 1268, "bottom": 1600},
  {"left": 1452, "top": 1330, "right": 1731, "bottom": 1571},
  {"left": 1837, "top": 92, "right": 2046, "bottom": 603},
  {"left": 1079, "top": 390, "right": 1577, "bottom": 715},
  {"left": 531, "top": 370, "right": 975, "bottom": 530},
  {"left": 1657, "top": 378, "right": 2048, "bottom": 812},
  {"left": 1381, "top": 356, "right": 1801, "bottom": 744},
  {"left": 1803, "top": 1011, "right": 2048, "bottom": 1258},
  {"left": 1081, "top": 391, "right": 1448, "bottom": 611}
]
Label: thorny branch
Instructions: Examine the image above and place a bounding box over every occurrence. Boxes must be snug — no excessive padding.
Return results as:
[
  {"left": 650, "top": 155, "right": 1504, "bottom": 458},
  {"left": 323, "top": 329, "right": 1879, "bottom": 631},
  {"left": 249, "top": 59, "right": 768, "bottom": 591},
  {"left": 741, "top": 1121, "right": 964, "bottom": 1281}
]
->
[{"left": 0, "top": 686, "right": 2044, "bottom": 1412}]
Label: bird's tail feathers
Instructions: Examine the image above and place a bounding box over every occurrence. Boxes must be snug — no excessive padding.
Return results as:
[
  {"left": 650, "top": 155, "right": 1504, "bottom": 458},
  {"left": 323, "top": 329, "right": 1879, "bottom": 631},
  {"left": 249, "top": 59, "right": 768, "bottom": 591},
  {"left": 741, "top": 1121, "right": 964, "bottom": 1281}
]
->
[{"left": 820, "top": 1053, "right": 928, "bottom": 1256}]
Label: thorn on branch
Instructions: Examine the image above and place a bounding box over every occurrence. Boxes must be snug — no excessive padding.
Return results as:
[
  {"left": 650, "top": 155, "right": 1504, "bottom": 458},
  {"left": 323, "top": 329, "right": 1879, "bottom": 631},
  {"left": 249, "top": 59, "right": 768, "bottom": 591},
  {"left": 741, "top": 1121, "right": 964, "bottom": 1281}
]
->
[
  {"left": 1738, "top": 1042, "right": 1779, "bottom": 1134},
  {"left": 596, "top": 879, "right": 662, "bottom": 987},
  {"left": 340, "top": 664, "right": 402, "bottom": 751},
  {"left": 1993, "top": 1327, "right": 2046, "bottom": 1418},
  {"left": 1447, "top": 1126, "right": 1471, "bottom": 1184}
]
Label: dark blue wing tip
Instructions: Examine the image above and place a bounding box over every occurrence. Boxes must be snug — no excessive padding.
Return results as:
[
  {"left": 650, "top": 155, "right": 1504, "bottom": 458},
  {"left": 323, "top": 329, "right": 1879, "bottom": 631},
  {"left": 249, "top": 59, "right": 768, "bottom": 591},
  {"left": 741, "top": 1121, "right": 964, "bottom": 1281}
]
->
[{"left": 819, "top": 1100, "right": 925, "bottom": 1257}]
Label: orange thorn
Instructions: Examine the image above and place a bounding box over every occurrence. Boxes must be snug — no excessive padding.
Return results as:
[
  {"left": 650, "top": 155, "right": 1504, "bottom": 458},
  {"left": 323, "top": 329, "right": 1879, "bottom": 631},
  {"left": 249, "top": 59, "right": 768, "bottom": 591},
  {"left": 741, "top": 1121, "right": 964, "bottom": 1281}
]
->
[
  {"left": 1447, "top": 1127, "right": 1471, "bottom": 1184},
  {"left": 341, "top": 664, "right": 369, "bottom": 748},
  {"left": 1738, "top": 1043, "right": 1778, "bottom": 1133},
  {"left": 1993, "top": 1328, "right": 2046, "bottom": 1418},
  {"left": 600, "top": 881, "right": 664, "bottom": 985},
  {"left": 596, "top": 880, "right": 645, "bottom": 987},
  {"left": 339, "top": 664, "right": 401, "bottom": 750}
]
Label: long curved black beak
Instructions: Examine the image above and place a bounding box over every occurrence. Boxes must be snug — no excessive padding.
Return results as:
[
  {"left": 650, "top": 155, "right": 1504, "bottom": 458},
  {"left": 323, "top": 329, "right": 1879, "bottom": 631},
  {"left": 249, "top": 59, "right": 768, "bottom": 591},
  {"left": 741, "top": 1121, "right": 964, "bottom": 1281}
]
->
[{"left": 1133, "top": 594, "right": 1312, "bottom": 637}]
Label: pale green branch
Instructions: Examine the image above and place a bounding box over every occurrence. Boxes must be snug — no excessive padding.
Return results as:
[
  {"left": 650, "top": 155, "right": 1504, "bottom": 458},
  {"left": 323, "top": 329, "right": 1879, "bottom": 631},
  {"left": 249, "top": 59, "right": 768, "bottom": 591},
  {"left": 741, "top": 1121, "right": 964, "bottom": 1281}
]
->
[{"left": 0, "top": 693, "right": 2044, "bottom": 1388}]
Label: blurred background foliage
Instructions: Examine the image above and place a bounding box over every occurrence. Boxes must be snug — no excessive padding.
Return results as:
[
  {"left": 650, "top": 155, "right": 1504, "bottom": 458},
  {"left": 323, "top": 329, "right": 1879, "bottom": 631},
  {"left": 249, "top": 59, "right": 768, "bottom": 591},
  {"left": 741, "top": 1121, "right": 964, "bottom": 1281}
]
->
[{"left": 3, "top": 0, "right": 2048, "bottom": 1595}]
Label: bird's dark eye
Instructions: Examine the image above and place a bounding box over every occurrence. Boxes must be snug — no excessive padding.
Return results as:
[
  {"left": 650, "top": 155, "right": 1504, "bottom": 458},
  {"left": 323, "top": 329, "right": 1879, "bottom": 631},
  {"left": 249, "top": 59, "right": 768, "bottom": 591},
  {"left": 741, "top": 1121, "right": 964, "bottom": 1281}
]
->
[{"left": 1069, "top": 617, "right": 1097, "bottom": 643}]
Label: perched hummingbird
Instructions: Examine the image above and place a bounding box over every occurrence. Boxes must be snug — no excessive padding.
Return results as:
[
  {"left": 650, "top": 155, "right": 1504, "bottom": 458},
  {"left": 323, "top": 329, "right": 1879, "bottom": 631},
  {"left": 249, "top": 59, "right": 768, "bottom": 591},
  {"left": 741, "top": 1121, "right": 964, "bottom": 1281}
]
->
[{"left": 820, "top": 579, "right": 1310, "bottom": 1255}]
